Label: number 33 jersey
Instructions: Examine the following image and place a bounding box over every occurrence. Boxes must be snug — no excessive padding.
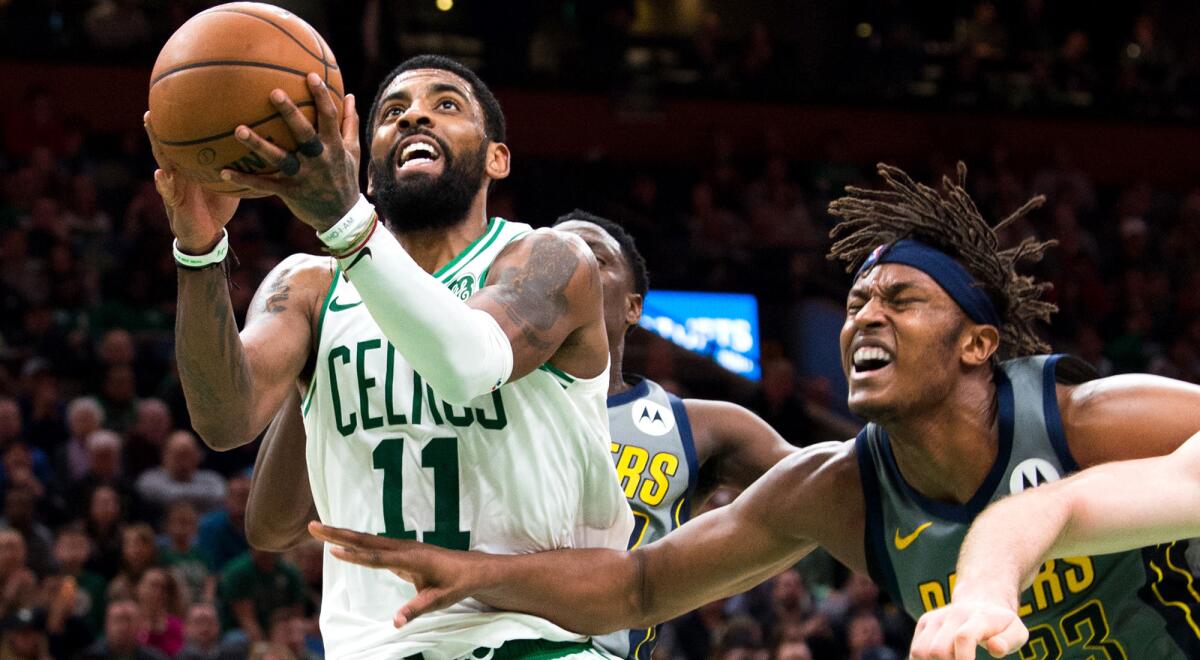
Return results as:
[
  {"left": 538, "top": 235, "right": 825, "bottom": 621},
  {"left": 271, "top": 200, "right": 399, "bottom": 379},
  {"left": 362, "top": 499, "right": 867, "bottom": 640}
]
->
[{"left": 300, "top": 218, "right": 633, "bottom": 660}]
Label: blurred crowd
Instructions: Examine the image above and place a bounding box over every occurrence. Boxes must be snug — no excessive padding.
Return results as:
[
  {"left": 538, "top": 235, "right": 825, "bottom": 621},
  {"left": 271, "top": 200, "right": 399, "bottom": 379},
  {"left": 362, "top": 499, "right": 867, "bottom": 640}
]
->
[
  {"left": 6, "top": 1, "right": 1200, "bottom": 118},
  {"left": 2, "top": 2, "right": 1200, "bottom": 659}
]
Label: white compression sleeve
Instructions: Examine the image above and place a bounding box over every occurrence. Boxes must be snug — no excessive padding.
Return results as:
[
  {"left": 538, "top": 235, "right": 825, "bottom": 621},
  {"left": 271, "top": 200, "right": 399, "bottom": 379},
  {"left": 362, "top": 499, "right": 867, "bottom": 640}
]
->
[{"left": 330, "top": 211, "right": 514, "bottom": 405}]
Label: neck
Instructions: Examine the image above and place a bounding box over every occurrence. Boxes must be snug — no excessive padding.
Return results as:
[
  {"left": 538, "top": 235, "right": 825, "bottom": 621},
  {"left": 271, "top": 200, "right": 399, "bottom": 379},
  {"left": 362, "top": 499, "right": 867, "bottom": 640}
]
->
[
  {"left": 607, "top": 332, "right": 628, "bottom": 397},
  {"left": 882, "top": 371, "right": 999, "bottom": 505},
  {"left": 390, "top": 190, "right": 490, "bottom": 274}
]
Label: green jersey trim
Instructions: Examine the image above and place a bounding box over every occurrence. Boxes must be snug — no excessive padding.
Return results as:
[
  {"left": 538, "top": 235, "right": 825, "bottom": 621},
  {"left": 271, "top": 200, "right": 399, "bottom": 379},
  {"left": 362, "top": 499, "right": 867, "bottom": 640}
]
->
[
  {"left": 303, "top": 264, "right": 340, "bottom": 417},
  {"left": 537, "top": 363, "right": 577, "bottom": 389},
  {"left": 479, "top": 229, "right": 532, "bottom": 286},
  {"left": 433, "top": 217, "right": 503, "bottom": 282}
]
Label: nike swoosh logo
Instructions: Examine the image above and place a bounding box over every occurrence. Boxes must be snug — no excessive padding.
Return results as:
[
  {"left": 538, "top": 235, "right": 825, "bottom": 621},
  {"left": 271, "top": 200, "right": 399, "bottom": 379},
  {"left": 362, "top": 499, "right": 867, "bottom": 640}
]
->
[
  {"left": 894, "top": 522, "right": 933, "bottom": 550},
  {"left": 345, "top": 246, "right": 372, "bottom": 272},
  {"left": 328, "top": 298, "right": 362, "bottom": 312}
]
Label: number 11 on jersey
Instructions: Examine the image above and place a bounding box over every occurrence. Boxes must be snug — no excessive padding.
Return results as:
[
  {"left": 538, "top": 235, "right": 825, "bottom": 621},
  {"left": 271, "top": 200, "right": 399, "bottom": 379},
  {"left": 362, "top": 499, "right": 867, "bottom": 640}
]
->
[{"left": 372, "top": 436, "right": 470, "bottom": 551}]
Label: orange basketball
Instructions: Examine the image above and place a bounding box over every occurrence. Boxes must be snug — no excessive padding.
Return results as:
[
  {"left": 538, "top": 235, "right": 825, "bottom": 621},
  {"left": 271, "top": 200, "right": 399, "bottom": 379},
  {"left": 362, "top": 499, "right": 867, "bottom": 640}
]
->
[{"left": 147, "top": 2, "right": 343, "bottom": 197}]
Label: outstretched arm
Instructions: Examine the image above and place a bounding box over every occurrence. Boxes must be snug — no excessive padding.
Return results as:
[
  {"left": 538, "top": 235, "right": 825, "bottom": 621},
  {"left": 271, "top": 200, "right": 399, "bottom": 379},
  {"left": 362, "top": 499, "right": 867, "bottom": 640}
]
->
[
  {"left": 311, "top": 442, "right": 862, "bottom": 633},
  {"left": 686, "top": 399, "right": 799, "bottom": 494},
  {"left": 246, "top": 387, "right": 318, "bottom": 552},
  {"left": 910, "top": 432, "right": 1200, "bottom": 660}
]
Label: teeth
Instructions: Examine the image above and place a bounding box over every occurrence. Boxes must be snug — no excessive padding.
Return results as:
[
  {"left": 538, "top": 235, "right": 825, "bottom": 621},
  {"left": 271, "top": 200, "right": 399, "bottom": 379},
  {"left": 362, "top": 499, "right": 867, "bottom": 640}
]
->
[
  {"left": 400, "top": 157, "right": 433, "bottom": 169},
  {"left": 401, "top": 141, "right": 437, "bottom": 162},
  {"left": 853, "top": 346, "right": 893, "bottom": 367}
]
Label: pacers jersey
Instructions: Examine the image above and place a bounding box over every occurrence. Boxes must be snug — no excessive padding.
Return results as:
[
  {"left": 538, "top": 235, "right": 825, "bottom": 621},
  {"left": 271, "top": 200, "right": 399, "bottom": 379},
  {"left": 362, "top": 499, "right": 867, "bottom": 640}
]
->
[
  {"left": 301, "top": 218, "right": 634, "bottom": 660},
  {"left": 595, "top": 376, "right": 699, "bottom": 660},
  {"left": 857, "top": 354, "right": 1200, "bottom": 659}
]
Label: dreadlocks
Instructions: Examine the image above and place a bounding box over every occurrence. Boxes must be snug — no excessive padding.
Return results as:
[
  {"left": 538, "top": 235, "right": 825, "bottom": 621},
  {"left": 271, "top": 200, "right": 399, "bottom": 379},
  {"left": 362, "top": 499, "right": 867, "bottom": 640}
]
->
[{"left": 828, "top": 162, "right": 1057, "bottom": 358}]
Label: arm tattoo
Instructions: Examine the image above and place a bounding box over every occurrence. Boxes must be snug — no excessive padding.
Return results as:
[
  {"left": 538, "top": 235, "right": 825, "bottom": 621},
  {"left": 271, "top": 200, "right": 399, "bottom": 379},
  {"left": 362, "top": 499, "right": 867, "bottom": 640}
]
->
[
  {"left": 175, "top": 267, "right": 254, "bottom": 446},
  {"left": 489, "top": 235, "right": 582, "bottom": 351},
  {"left": 264, "top": 280, "right": 291, "bottom": 314}
]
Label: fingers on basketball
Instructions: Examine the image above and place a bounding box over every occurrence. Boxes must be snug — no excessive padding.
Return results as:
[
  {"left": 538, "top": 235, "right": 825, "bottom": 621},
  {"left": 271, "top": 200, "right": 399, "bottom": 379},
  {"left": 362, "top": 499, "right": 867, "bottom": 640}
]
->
[
  {"left": 307, "top": 73, "right": 341, "bottom": 141},
  {"left": 341, "top": 94, "right": 359, "bottom": 156}
]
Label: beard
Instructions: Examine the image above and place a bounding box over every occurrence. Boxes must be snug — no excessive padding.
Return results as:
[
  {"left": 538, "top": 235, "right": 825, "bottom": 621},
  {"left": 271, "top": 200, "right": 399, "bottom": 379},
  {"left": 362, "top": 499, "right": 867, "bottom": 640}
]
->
[{"left": 371, "top": 131, "right": 488, "bottom": 233}]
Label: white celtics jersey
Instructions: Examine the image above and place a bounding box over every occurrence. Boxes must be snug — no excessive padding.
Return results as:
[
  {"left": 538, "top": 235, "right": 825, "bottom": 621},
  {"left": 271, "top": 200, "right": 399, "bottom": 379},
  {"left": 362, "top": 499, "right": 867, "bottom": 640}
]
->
[{"left": 300, "top": 218, "right": 633, "bottom": 659}]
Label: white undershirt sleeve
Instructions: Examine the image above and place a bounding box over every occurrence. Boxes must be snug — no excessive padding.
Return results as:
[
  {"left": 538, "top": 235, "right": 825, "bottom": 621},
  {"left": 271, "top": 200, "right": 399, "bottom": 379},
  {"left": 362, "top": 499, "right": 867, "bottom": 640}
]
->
[{"left": 325, "top": 202, "right": 514, "bottom": 405}]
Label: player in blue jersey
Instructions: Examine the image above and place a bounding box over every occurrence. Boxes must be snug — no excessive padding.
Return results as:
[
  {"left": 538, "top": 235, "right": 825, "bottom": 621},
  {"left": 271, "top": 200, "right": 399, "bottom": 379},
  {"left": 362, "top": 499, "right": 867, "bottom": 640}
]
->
[
  {"left": 910, "top": 430, "right": 1200, "bottom": 659},
  {"left": 246, "top": 209, "right": 801, "bottom": 658},
  {"left": 312, "top": 163, "right": 1200, "bottom": 660}
]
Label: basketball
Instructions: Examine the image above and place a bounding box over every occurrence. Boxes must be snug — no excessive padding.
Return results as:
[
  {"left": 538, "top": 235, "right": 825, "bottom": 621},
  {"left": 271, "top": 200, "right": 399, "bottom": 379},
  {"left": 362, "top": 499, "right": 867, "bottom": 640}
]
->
[{"left": 147, "top": 2, "right": 343, "bottom": 197}]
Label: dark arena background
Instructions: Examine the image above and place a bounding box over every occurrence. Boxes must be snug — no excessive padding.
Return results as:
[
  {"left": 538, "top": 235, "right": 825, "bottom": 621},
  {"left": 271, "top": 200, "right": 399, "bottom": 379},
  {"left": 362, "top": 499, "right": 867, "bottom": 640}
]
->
[{"left": 2, "top": 1, "right": 1200, "bottom": 658}]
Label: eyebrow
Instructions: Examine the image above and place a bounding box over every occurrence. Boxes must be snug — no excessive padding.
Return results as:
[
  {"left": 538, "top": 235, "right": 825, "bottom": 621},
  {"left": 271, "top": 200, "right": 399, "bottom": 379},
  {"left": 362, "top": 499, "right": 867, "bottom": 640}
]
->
[
  {"left": 848, "top": 280, "right": 923, "bottom": 299},
  {"left": 375, "top": 82, "right": 472, "bottom": 122},
  {"left": 429, "top": 82, "right": 470, "bottom": 99}
]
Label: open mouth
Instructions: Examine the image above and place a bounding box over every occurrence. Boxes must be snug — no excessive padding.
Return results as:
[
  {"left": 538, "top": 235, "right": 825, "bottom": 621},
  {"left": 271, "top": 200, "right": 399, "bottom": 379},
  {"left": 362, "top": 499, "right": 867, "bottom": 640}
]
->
[
  {"left": 397, "top": 139, "right": 441, "bottom": 170},
  {"left": 852, "top": 346, "right": 894, "bottom": 374}
]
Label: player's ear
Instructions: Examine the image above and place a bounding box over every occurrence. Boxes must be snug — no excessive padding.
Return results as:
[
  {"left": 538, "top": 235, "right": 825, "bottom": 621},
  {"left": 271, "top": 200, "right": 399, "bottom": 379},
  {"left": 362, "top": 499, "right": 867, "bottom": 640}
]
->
[
  {"left": 961, "top": 323, "right": 1000, "bottom": 367},
  {"left": 485, "top": 141, "right": 510, "bottom": 182},
  {"left": 626, "top": 293, "right": 643, "bottom": 327},
  {"left": 366, "top": 158, "right": 376, "bottom": 196}
]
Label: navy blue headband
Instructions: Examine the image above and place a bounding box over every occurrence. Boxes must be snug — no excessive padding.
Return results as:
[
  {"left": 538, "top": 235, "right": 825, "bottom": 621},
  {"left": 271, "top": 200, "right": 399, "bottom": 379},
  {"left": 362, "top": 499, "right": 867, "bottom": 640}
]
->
[{"left": 855, "top": 239, "right": 1002, "bottom": 327}]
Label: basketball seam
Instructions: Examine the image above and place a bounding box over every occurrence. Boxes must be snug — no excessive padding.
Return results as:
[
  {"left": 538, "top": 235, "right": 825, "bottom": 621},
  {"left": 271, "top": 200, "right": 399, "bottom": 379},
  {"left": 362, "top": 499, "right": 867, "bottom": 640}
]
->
[
  {"left": 154, "top": 100, "right": 316, "bottom": 146},
  {"left": 305, "top": 22, "right": 330, "bottom": 85},
  {"left": 151, "top": 59, "right": 342, "bottom": 95},
  {"left": 200, "top": 7, "right": 340, "bottom": 72}
]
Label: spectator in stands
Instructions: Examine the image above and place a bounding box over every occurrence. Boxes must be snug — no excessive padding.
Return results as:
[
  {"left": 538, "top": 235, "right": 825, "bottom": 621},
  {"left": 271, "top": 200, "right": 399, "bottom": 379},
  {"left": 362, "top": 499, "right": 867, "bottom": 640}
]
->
[
  {"left": 763, "top": 569, "right": 813, "bottom": 633},
  {"left": 248, "top": 641, "right": 298, "bottom": 660},
  {"left": 773, "top": 639, "right": 813, "bottom": 660},
  {"left": 286, "top": 540, "right": 322, "bottom": 620},
  {"left": 84, "top": 485, "right": 123, "bottom": 579},
  {"left": 50, "top": 525, "right": 106, "bottom": 634},
  {"left": 0, "top": 398, "right": 24, "bottom": 449},
  {"left": 196, "top": 473, "right": 249, "bottom": 573},
  {"left": 219, "top": 549, "right": 305, "bottom": 644},
  {"left": 136, "top": 431, "right": 225, "bottom": 515},
  {"left": 846, "top": 612, "right": 898, "bottom": 660},
  {"left": 106, "top": 523, "right": 157, "bottom": 603},
  {"left": 134, "top": 567, "right": 185, "bottom": 657},
  {"left": 0, "top": 531, "right": 35, "bottom": 620},
  {"left": 81, "top": 598, "right": 168, "bottom": 660},
  {"left": 0, "top": 607, "right": 50, "bottom": 660},
  {"left": 58, "top": 397, "right": 104, "bottom": 484},
  {"left": 268, "top": 609, "right": 320, "bottom": 660},
  {"left": 0, "top": 490, "right": 52, "bottom": 577},
  {"left": 67, "top": 429, "right": 133, "bottom": 518},
  {"left": 123, "top": 398, "right": 172, "bottom": 480},
  {"left": 99, "top": 365, "right": 137, "bottom": 433},
  {"left": 178, "top": 601, "right": 247, "bottom": 660},
  {"left": 0, "top": 443, "right": 49, "bottom": 512},
  {"left": 35, "top": 573, "right": 95, "bottom": 658},
  {"left": 158, "top": 501, "right": 210, "bottom": 605}
]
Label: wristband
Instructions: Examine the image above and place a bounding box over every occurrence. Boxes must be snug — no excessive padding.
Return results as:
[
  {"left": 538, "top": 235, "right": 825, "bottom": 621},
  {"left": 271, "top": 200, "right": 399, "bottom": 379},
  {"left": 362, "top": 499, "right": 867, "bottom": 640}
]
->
[
  {"left": 318, "top": 194, "right": 375, "bottom": 253},
  {"left": 173, "top": 230, "right": 229, "bottom": 269}
]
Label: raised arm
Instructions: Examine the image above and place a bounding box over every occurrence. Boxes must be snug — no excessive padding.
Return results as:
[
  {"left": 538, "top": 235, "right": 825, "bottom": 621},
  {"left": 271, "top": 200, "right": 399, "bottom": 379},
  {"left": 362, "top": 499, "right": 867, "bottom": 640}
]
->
[
  {"left": 685, "top": 399, "right": 799, "bottom": 495},
  {"left": 147, "top": 115, "right": 328, "bottom": 451},
  {"left": 208, "top": 75, "right": 607, "bottom": 405},
  {"left": 910, "top": 432, "right": 1200, "bottom": 660},
  {"left": 311, "top": 441, "right": 864, "bottom": 633},
  {"left": 246, "top": 387, "right": 318, "bottom": 552}
]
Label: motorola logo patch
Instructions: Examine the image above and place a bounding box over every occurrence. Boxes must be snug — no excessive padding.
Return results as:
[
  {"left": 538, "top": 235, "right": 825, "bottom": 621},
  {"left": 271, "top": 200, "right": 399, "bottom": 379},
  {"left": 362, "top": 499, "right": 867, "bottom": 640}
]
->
[
  {"left": 1009, "top": 458, "right": 1061, "bottom": 494},
  {"left": 631, "top": 398, "right": 675, "bottom": 436}
]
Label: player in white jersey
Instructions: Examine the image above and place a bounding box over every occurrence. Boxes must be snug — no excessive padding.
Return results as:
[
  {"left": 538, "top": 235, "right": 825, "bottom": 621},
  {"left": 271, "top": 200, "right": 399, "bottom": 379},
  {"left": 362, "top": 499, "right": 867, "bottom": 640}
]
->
[
  {"left": 147, "top": 54, "right": 631, "bottom": 659},
  {"left": 247, "top": 210, "right": 809, "bottom": 658}
]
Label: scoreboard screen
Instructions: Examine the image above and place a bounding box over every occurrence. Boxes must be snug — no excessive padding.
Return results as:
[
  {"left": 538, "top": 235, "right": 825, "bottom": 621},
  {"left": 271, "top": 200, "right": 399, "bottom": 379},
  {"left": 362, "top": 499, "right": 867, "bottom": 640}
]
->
[{"left": 639, "top": 290, "right": 761, "bottom": 381}]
